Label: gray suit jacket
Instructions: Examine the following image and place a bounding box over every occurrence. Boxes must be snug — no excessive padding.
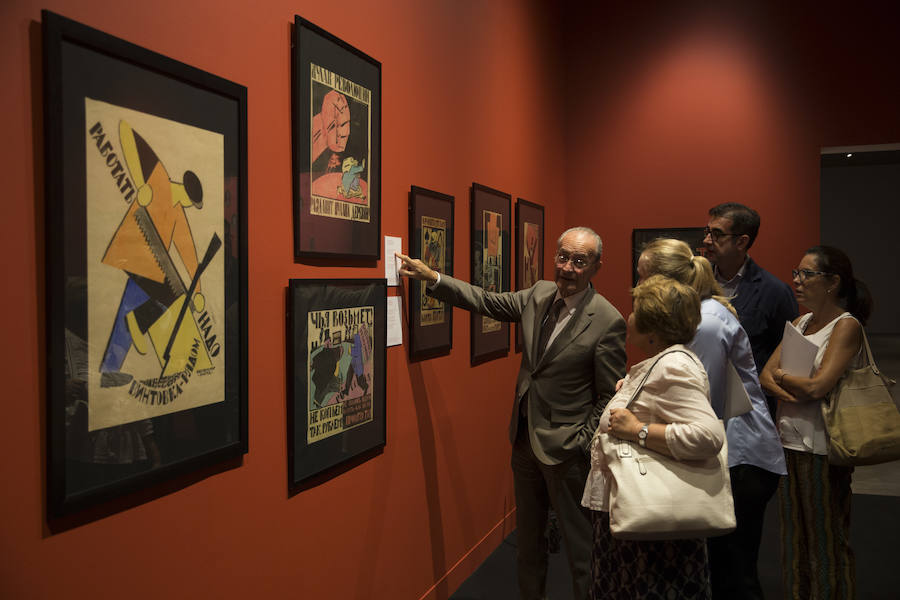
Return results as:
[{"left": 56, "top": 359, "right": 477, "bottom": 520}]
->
[{"left": 431, "top": 275, "right": 626, "bottom": 465}]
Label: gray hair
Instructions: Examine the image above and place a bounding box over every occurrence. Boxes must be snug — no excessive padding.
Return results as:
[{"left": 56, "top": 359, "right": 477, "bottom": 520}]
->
[{"left": 557, "top": 226, "right": 603, "bottom": 259}]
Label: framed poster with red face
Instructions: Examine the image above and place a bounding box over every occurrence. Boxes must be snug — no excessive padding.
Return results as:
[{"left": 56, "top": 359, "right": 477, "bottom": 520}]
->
[{"left": 292, "top": 16, "right": 382, "bottom": 260}]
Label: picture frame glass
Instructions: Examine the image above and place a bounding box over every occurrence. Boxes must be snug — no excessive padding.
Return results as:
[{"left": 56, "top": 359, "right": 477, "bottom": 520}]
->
[
  {"left": 293, "top": 16, "right": 382, "bottom": 259},
  {"left": 408, "top": 187, "right": 454, "bottom": 360},
  {"left": 470, "top": 184, "right": 511, "bottom": 364},
  {"left": 631, "top": 228, "right": 707, "bottom": 285},
  {"left": 44, "top": 11, "right": 247, "bottom": 516},
  {"left": 515, "top": 199, "right": 544, "bottom": 352},
  {"left": 288, "top": 279, "right": 387, "bottom": 485}
]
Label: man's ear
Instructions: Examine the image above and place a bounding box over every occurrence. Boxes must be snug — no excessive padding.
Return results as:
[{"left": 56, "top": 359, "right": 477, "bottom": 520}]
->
[{"left": 736, "top": 234, "right": 750, "bottom": 252}]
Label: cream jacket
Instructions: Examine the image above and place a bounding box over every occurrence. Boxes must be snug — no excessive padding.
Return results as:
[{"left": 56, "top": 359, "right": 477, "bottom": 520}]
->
[{"left": 582, "top": 345, "right": 725, "bottom": 511}]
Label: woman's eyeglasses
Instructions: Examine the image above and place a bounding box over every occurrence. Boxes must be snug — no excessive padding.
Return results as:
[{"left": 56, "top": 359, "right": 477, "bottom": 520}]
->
[{"left": 791, "top": 268, "right": 830, "bottom": 281}]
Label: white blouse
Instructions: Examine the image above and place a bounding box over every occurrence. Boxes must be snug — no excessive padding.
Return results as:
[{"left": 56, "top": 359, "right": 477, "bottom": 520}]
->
[
  {"left": 582, "top": 345, "right": 725, "bottom": 512},
  {"left": 777, "top": 312, "right": 862, "bottom": 455}
]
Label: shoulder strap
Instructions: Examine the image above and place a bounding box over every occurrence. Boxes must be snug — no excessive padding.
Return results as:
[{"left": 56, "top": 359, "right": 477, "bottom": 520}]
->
[
  {"left": 857, "top": 326, "right": 879, "bottom": 373},
  {"left": 624, "top": 348, "right": 699, "bottom": 410}
]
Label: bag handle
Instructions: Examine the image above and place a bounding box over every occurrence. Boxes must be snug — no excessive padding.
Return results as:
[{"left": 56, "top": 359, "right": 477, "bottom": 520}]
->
[
  {"left": 857, "top": 327, "right": 896, "bottom": 384},
  {"left": 859, "top": 327, "right": 878, "bottom": 373}
]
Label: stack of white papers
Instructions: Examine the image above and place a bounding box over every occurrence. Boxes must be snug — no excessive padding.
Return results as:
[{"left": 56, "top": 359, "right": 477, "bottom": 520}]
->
[{"left": 781, "top": 321, "right": 820, "bottom": 377}]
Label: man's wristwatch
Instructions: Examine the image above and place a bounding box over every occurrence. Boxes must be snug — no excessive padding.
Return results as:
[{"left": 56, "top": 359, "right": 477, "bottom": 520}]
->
[{"left": 637, "top": 424, "right": 649, "bottom": 448}]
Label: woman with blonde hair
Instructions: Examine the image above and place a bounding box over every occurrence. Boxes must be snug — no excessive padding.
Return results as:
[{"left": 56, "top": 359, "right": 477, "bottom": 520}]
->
[
  {"left": 637, "top": 238, "right": 786, "bottom": 600},
  {"left": 583, "top": 275, "right": 724, "bottom": 599}
]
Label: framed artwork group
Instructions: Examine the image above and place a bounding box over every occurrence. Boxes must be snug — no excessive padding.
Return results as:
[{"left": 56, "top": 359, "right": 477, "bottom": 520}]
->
[
  {"left": 41, "top": 9, "right": 549, "bottom": 514},
  {"left": 43, "top": 11, "right": 248, "bottom": 516}
]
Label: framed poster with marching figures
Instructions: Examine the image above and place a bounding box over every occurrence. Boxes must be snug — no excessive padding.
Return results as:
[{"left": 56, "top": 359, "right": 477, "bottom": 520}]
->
[
  {"left": 43, "top": 11, "right": 248, "bottom": 516},
  {"left": 288, "top": 279, "right": 387, "bottom": 486}
]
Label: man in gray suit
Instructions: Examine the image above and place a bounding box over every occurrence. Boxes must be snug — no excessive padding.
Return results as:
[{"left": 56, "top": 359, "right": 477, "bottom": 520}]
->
[{"left": 397, "top": 227, "right": 626, "bottom": 600}]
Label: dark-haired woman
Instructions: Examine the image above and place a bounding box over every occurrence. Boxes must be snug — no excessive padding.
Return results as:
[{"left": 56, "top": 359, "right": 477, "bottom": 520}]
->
[{"left": 760, "top": 245, "right": 872, "bottom": 600}]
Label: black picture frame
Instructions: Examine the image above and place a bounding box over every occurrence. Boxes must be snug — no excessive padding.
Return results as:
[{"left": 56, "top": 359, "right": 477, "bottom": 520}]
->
[
  {"left": 408, "top": 186, "right": 454, "bottom": 361},
  {"left": 631, "top": 228, "right": 707, "bottom": 286},
  {"left": 287, "top": 279, "right": 387, "bottom": 486},
  {"left": 515, "top": 198, "right": 544, "bottom": 352},
  {"left": 292, "top": 16, "right": 382, "bottom": 260},
  {"left": 43, "top": 11, "right": 248, "bottom": 517},
  {"left": 470, "top": 183, "right": 511, "bottom": 364}
]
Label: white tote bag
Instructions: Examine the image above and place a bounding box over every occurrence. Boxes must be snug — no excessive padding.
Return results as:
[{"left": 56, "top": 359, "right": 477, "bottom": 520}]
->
[{"left": 603, "top": 349, "right": 736, "bottom": 541}]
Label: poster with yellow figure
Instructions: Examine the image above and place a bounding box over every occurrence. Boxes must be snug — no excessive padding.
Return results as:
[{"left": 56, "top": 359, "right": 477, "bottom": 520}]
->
[
  {"left": 85, "top": 98, "right": 225, "bottom": 431},
  {"left": 420, "top": 216, "right": 446, "bottom": 326}
]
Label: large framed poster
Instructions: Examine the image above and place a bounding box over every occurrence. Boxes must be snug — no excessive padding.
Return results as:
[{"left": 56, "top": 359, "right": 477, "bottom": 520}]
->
[
  {"left": 470, "top": 183, "right": 511, "bottom": 365},
  {"left": 631, "top": 228, "right": 706, "bottom": 286},
  {"left": 43, "top": 11, "right": 248, "bottom": 516},
  {"left": 292, "top": 16, "right": 382, "bottom": 260},
  {"left": 515, "top": 198, "right": 544, "bottom": 353},
  {"left": 288, "top": 279, "right": 387, "bottom": 485},
  {"left": 408, "top": 186, "right": 454, "bottom": 361}
]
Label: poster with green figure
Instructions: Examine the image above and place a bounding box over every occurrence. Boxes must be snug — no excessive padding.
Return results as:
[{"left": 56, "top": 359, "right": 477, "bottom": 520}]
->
[{"left": 306, "top": 306, "right": 374, "bottom": 444}]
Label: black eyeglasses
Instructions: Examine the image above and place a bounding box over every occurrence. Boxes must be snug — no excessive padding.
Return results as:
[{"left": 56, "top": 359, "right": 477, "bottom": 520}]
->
[
  {"left": 555, "top": 252, "right": 591, "bottom": 269},
  {"left": 792, "top": 268, "right": 830, "bottom": 281},
  {"left": 703, "top": 226, "right": 741, "bottom": 243}
]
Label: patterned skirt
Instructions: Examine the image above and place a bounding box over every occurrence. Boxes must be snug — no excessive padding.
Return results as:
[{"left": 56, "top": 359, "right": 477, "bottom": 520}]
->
[
  {"left": 779, "top": 449, "right": 854, "bottom": 599},
  {"left": 591, "top": 511, "right": 712, "bottom": 600}
]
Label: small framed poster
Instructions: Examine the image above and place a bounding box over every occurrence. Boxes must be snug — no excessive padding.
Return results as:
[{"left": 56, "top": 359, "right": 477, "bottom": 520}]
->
[
  {"left": 43, "top": 11, "right": 248, "bottom": 516},
  {"left": 288, "top": 279, "right": 387, "bottom": 485},
  {"left": 292, "top": 16, "right": 382, "bottom": 260},
  {"left": 515, "top": 198, "right": 544, "bottom": 352},
  {"left": 631, "top": 228, "right": 707, "bottom": 286},
  {"left": 408, "top": 186, "right": 454, "bottom": 361},
  {"left": 470, "top": 183, "right": 511, "bottom": 364}
]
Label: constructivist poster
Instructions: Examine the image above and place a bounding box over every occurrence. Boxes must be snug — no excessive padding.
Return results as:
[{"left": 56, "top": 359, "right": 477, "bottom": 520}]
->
[
  {"left": 420, "top": 216, "right": 446, "bottom": 326},
  {"left": 469, "top": 183, "right": 510, "bottom": 364},
  {"left": 85, "top": 98, "right": 225, "bottom": 431},
  {"left": 288, "top": 278, "right": 386, "bottom": 485},
  {"left": 293, "top": 16, "right": 381, "bottom": 259},
  {"left": 515, "top": 198, "right": 544, "bottom": 353},
  {"left": 308, "top": 63, "right": 372, "bottom": 223},
  {"left": 306, "top": 306, "right": 374, "bottom": 443},
  {"left": 482, "top": 209, "right": 502, "bottom": 333}
]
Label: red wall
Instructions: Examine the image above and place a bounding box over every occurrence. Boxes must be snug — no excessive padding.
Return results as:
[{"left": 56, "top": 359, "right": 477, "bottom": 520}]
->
[
  {"left": 3, "top": 1, "right": 900, "bottom": 599},
  {"left": 562, "top": 1, "right": 900, "bottom": 318}
]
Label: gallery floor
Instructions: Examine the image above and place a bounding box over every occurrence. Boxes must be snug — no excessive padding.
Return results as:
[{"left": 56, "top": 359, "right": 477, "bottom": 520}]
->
[{"left": 451, "top": 334, "right": 900, "bottom": 599}]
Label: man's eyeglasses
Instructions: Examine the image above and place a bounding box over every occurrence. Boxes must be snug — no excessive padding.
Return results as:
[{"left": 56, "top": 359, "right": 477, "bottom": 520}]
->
[
  {"left": 555, "top": 252, "right": 591, "bottom": 269},
  {"left": 703, "top": 226, "right": 742, "bottom": 243},
  {"left": 792, "top": 269, "right": 830, "bottom": 281}
]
